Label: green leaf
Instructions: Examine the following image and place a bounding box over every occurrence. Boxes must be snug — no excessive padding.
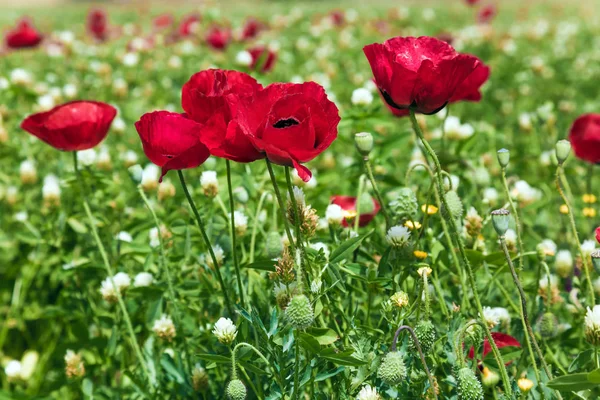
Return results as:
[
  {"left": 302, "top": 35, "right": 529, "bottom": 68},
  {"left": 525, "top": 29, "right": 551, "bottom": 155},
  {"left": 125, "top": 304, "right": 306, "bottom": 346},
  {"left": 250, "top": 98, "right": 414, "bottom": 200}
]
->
[
  {"left": 305, "top": 328, "right": 339, "bottom": 345},
  {"left": 298, "top": 333, "right": 321, "bottom": 354},
  {"left": 315, "top": 366, "right": 345, "bottom": 382},
  {"left": 547, "top": 372, "right": 599, "bottom": 391},
  {"left": 82, "top": 378, "right": 94, "bottom": 398},
  {"left": 196, "top": 353, "right": 231, "bottom": 363},
  {"left": 329, "top": 231, "right": 373, "bottom": 264},
  {"left": 161, "top": 355, "right": 185, "bottom": 384},
  {"left": 319, "top": 349, "right": 366, "bottom": 367},
  {"left": 569, "top": 349, "right": 594, "bottom": 373},
  {"left": 67, "top": 217, "right": 88, "bottom": 234},
  {"left": 242, "top": 259, "right": 276, "bottom": 272}
]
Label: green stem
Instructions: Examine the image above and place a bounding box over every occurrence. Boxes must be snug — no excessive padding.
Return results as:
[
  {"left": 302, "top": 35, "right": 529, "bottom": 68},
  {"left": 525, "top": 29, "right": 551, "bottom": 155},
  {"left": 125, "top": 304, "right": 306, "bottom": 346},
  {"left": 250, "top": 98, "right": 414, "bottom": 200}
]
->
[
  {"left": 408, "top": 110, "right": 512, "bottom": 396},
  {"left": 354, "top": 175, "right": 366, "bottom": 232},
  {"left": 73, "top": 152, "right": 153, "bottom": 389},
  {"left": 292, "top": 331, "right": 301, "bottom": 400},
  {"left": 177, "top": 170, "right": 234, "bottom": 315},
  {"left": 556, "top": 165, "right": 595, "bottom": 305},
  {"left": 249, "top": 191, "right": 270, "bottom": 262},
  {"left": 226, "top": 160, "right": 246, "bottom": 309},
  {"left": 232, "top": 343, "right": 286, "bottom": 395},
  {"left": 500, "top": 167, "right": 526, "bottom": 270},
  {"left": 284, "top": 167, "right": 303, "bottom": 250},
  {"left": 363, "top": 156, "right": 391, "bottom": 228},
  {"left": 138, "top": 187, "right": 192, "bottom": 377},
  {"left": 265, "top": 160, "right": 296, "bottom": 251}
]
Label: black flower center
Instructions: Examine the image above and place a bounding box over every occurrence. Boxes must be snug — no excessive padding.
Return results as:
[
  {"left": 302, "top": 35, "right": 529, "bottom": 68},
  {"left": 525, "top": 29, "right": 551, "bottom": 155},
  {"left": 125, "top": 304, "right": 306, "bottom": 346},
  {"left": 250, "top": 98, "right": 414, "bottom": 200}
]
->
[{"left": 273, "top": 117, "right": 300, "bottom": 129}]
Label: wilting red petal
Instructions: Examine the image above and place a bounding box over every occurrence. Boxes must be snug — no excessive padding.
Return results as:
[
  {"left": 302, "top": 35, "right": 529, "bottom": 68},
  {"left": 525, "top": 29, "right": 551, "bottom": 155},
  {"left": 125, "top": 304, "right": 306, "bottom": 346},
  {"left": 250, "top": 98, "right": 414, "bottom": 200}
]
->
[
  {"left": 569, "top": 114, "right": 600, "bottom": 164},
  {"left": 468, "top": 332, "right": 521, "bottom": 360},
  {"left": 21, "top": 101, "right": 116, "bottom": 151}
]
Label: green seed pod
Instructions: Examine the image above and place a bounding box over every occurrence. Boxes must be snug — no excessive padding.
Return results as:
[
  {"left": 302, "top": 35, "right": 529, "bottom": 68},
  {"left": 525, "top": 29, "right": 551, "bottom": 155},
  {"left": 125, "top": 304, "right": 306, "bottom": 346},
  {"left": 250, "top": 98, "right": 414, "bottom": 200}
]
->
[
  {"left": 285, "top": 294, "right": 314, "bottom": 329},
  {"left": 226, "top": 379, "right": 246, "bottom": 400},
  {"left": 357, "top": 192, "right": 375, "bottom": 215},
  {"left": 411, "top": 320, "right": 436, "bottom": 354},
  {"left": 442, "top": 190, "right": 463, "bottom": 221},
  {"left": 491, "top": 208, "right": 511, "bottom": 237},
  {"left": 389, "top": 187, "right": 418, "bottom": 218},
  {"left": 497, "top": 148, "right": 510, "bottom": 168},
  {"left": 354, "top": 132, "right": 374, "bottom": 157},
  {"left": 555, "top": 140, "right": 571, "bottom": 165},
  {"left": 377, "top": 351, "right": 407, "bottom": 386},
  {"left": 537, "top": 312, "right": 558, "bottom": 339},
  {"left": 265, "top": 231, "right": 283, "bottom": 258},
  {"left": 457, "top": 367, "right": 484, "bottom": 400}
]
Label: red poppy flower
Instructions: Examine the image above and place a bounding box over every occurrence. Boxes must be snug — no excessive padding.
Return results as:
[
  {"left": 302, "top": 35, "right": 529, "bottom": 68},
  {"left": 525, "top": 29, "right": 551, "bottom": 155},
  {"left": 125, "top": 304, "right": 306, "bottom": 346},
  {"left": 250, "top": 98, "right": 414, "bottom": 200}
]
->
[
  {"left": 21, "top": 101, "right": 116, "bottom": 151},
  {"left": 178, "top": 14, "right": 201, "bottom": 37},
  {"left": 363, "top": 36, "right": 481, "bottom": 116},
  {"left": 181, "top": 69, "right": 264, "bottom": 163},
  {"left": 330, "top": 10, "right": 345, "bottom": 26},
  {"left": 569, "top": 114, "right": 600, "bottom": 164},
  {"left": 153, "top": 14, "right": 174, "bottom": 30},
  {"left": 330, "top": 195, "right": 381, "bottom": 227},
  {"left": 234, "top": 82, "right": 340, "bottom": 181},
  {"left": 240, "top": 18, "right": 264, "bottom": 41},
  {"left": 5, "top": 18, "right": 43, "bottom": 49},
  {"left": 468, "top": 332, "right": 521, "bottom": 361},
  {"left": 135, "top": 111, "right": 210, "bottom": 181},
  {"left": 450, "top": 60, "right": 491, "bottom": 102},
  {"left": 206, "top": 26, "right": 230, "bottom": 50},
  {"left": 465, "top": 0, "right": 480, "bottom": 5},
  {"left": 248, "top": 46, "right": 277, "bottom": 73},
  {"left": 478, "top": 5, "right": 497, "bottom": 24},
  {"left": 87, "top": 9, "right": 108, "bottom": 41},
  {"left": 596, "top": 227, "right": 600, "bottom": 244}
]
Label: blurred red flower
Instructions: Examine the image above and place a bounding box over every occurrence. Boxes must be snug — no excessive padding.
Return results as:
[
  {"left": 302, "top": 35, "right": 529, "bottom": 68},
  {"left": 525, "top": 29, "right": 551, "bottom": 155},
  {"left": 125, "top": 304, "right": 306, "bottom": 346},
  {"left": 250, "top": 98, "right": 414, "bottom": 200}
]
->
[
  {"left": 21, "top": 101, "right": 116, "bottom": 151},
  {"left": 206, "top": 26, "right": 231, "bottom": 50},
  {"left": 5, "top": 18, "right": 43, "bottom": 49},
  {"left": 153, "top": 14, "right": 174, "bottom": 30},
  {"left": 465, "top": 0, "right": 480, "bottom": 6},
  {"left": 330, "top": 195, "right": 381, "bottom": 227},
  {"left": 178, "top": 13, "right": 201, "bottom": 37},
  {"left": 233, "top": 82, "right": 340, "bottom": 181},
  {"left": 240, "top": 18, "right": 264, "bottom": 41},
  {"left": 248, "top": 46, "right": 277, "bottom": 73},
  {"left": 569, "top": 114, "right": 600, "bottom": 164},
  {"left": 87, "top": 9, "right": 108, "bottom": 42},
  {"left": 478, "top": 5, "right": 497, "bottom": 24},
  {"left": 468, "top": 332, "right": 521, "bottom": 361},
  {"left": 134, "top": 111, "right": 210, "bottom": 180},
  {"left": 364, "top": 36, "right": 484, "bottom": 117}
]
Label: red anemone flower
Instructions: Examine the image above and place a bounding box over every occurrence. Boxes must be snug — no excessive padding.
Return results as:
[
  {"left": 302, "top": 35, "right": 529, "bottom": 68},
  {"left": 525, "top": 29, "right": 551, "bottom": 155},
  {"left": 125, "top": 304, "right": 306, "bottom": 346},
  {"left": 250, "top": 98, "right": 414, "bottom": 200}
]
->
[
  {"left": 206, "top": 26, "right": 231, "bottom": 50},
  {"left": 330, "top": 195, "right": 381, "bottom": 227},
  {"left": 134, "top": 111, "right": 210, "bottom": 181},
  {"left": 5, "top": 18, "right": 43, "bottom": 49},
  {"left": 21, "top": 101, "right": 116, "bottom": 151},
  {"left": 569, "top": 114, "right": 600, "bottom": 164},
  {"left": 87, "top": 9, "right": 108, "bottom": 41},
  {"left": 364, "top": 36, "right": 481, "bottom": 116},
  {"left": 240, "top": 18, "right": 264, "bottom": 41}
]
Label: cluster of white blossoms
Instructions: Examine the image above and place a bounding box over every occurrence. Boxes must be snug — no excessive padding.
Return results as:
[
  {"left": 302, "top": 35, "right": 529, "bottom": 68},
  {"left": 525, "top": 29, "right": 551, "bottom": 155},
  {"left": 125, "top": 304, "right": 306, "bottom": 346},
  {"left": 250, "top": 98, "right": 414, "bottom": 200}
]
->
[
  {"left": 141, "top": 164, "right": 160, "bottom": 191},
  {"left": 386, "top": 225, "right": 411, "bottom": 248},
  {"left": 483, "top": 306, "right": 511, "bottom": 329},
  {"left": 356, "top": 384, "right": 380, "bottom": 400},
  {"left": 42, "top": 174, "right": 61, "bottom": 207},
  {"left": 100, "top": 272, "right": 131, "bottom": 302},
  {"left": 203, "top": 244, "right": 225, "bottom": 269},
  {"left": 555, "top": 250, "right": 573, "bottom": 278},
  {"left": 433, "top": 116, "right": 475, "bottom": 141},
  {"left": 212, "top": 317, "right": 237, "bottom": 345},
  {"left": 153, "top": 314, "right": 176, "bottom": 341},
  {"left": 20, "top": 160, "right": 37, "bottom": 184},
  {"left": 585, "top": 305, "right": 600, "bottom": 346},
  {"left": 325, "top": 203, "right": 344, "bottom": 226}
]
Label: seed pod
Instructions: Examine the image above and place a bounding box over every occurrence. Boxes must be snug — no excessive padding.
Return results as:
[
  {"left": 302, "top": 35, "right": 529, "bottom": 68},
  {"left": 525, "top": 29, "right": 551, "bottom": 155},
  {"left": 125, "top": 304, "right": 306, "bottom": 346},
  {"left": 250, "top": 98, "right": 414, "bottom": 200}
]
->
[
  {"left": 226, "top": 379, "right": 247, "bottom": 400},
  {"left": 491, "top": 208, "right": 510, "bottom": 237},
  {"left": 456, "top": 367, "right": 484, "bottom": 400},
  {"left": 537, "top": 312, "right": 558, "bottom": 339},
  {"left": 442, "top": 190, "right": 463, "bottom": 221},
  {"left": 266, "top": 231, "right": 283, "bottom": 258},
  {"left": 377, "top": 351, "right": 407, "bottom": 386},
  {"left": 411, "top": 320, "right": 436, "bottom": 354},
  {"left": 389, "top": 187, "right": 418, "bottom": 219},
  {"left": 285, "top": 294, "right": 314, "bottom": 329}
]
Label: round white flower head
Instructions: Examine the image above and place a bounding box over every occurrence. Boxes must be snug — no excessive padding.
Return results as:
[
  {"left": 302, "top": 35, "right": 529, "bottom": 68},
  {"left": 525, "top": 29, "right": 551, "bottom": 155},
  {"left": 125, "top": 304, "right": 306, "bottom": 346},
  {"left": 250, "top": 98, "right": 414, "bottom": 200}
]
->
[
  {"left": 200, "top": 170, "right": 218, "bottom": 197},
  {"left": 213, "top": 317, "right": 237, "bottom": 345},
  {"left": 234, "top": 210, "right": 248, "bottom": 235},
  {"left": 290, "top": 186, "right": 305, "bottom": 207},
  {"left": 14, "top": 211, "right": 28, "bottom": 222},
  {"left": 100, "top": 272, "right": 131, "bottom": 302},
  {"left": 326, "top": 204, "right": 344, "bottom": 225},
  {"left": 582, "top": 240, "right": 596, "bottom": 257},
  {"left": 141, "top": 164, "right": 160, "bottom": 191},
  {"left": 483, "top": 187, "right": 499, "bottom": 205},
  {"left": 123, "top": 52, "right": 139, "bottom": 67},
  {"left": 43, "top": 174, "right": 61, "bottom": 200},
  {"left": 417, "top": 266, "right": 432, "bottom": 278},
  {"left": 386, "top": 225, "right": 411, "bottom": 248},
  {"left": 20, "top": 160, "right": 37, "bottom": 183},
  {"left": 77, "top": 149, "right": 97, "bottom": 167},
  {"left": 310, "top": 278, "right": 323, "bottom": 294},
  {"left": 555, "top": 250, "right": 573, "bottom": 277},
  {"left": 539, "top": 274, "right": 558, "bottom": 291},
  {"left": 357, "top": 384, "right": 380, "bottom": 400},
  {"left": 351, "top": 88, "right": 373, "bottom": 106},
  {"left": 482, "top": 306, "right": 500, "bottom": 328},
  {"left": 504, "top": 229, "right": 517, "bottom": 248},
  {"left": 10, "top": 68, "right": 32, "bottom": 86},
  {"left": 134, "top": 272, "right": 154, "bottom": 287},
  {"left": 205, "top": 245, "right": 225, "bottom": 269},
  {"left": 537, "top": 239, "right": 557, "bottom": 257},
  {"left": 585, "top": 305, "right": 600, "bottom": 346},
  {"left": 123, "top": 150, "right": 138, "bottom": 166},
  {"left": 5, "top": 360, "right": 22, "bottom": 381},
  {"left": 511, "top": 180, "right": 541, "bottom": 205},
  {"left": 235, "top": 50, "right": 253, "bottom": 67},
  {"left": 153, "top": 314, "right": 176, "bottom": 341},
  {"left": 116, "top": 231, "right": 133, "bottom": 243}
]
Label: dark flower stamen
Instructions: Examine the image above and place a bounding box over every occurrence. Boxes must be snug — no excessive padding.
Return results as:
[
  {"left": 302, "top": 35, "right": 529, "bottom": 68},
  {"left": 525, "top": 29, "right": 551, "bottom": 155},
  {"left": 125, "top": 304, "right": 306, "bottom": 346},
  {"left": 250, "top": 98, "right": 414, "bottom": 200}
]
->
[{"left": 273, "top": 118, "right": 300, "bottom": 129}]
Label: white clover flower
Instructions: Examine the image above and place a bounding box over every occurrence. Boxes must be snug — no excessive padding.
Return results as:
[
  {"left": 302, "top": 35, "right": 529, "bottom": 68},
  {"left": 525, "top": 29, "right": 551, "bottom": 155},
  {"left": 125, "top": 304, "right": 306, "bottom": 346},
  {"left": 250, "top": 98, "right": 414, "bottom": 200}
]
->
[
  {"left": 0, "top": 76, "right": 9, "bottom": 90},
  {"left": 386, "top": 225, "right": 411, "bottom": 247},
  {"left": 511, "top": 180, "right": 541, "bottom": 205},
  {"left": 205, "top": 245, "right": 224, "bottom": 269},
  {"left": 77, "top": 149, "right": 97, "bottom": 167},
  {"left": 537, "top": 239, "right": 557, "bottom": 257},
  {"left": 4, "top": 360, "right": 22, "bottom": 381},
  {"left": 123, "top": 150, "right": 138, "bottom": 166},
  {"left": 504, "top": 229, "right": 517, "bottom": 248},
  {"left": 42, "top": 174, "right": 61, "bottom": 203},
  {"left": 20, "top": 160, "right": 37, "bottom": 184},
  {"left": 310, "top": 278, "right": 322, "bottom": 294},
  {"left": 10, "top": 68, "right": 32, "bottom": 86},
  {"left": 141, "top": 164, "right": 160, "bottom": 191},
  {"left": 519, "top": 113, "right": 533, "bottom": 131},
  {"left": 235, "top": 50, "right": 253, "bottom": 67},
  {"left": 357, "top": 384, "right": 380, "bottom": 400},
  {"left": 37, "top": 94, "right": 55, "bottom": 110},
  {"left": 153, "top": 314, "right": 176, "bottom": 341},
  {"left": 134, "top": 272, "right": 154, "bottom": 287},
  {"left": 326, "top": 204, "right": 344, "bottom": 225},
  {"left": 14, "top": 211, "right": 28, "bottom": 222},
  {"left": 482, "top": 187, "right": 499, "bottom": 205},
  {"left": 234, "top": 210, "right": 248, "bottom": 236},
  {"left": 555, "top": 250, "right": 573, "bottom": 278},
  {"left": 291, "top": 186, "right": 305, "bottom": 207},
  {"left": 112, "top": 117, "right": 126, "bottom": 134},
  {"left": 116, "top": 231, "right": 133, "bottom": 243},
  {"left": 63, "top": 83, "right": 77, "bottom": 99},
  {"left": 582, "top": 240, "right": 596, "bottom": 258},
  {"left": 100, "top": 272, "right": 131, "bottom": 302},
  {"left": 212, "top": 317, "right": 237, "bottom": 344},
  {"left": 310, "top": 242, "right": 330, "bottom": 259},
  {"left": 443, "top": 116, "right": 475, "bottom": 140},
  {"left": 167, "top": 55, "right": 182, "bottom": 69},
  {"left": 483, "top": 306, "right": 500, "bottom": 328},
  {"left": 351, "top": 88, "right": 373, "bottom": 106},
  {"left": 585, "top": 305, "right": 600, "bottom": 345},
  {"left": 123, "top": 52, "right": 139, "bottom": 67},
  {"left": 200, "top": 170, "right": 218, "bottom": 197},
  {"left": 539, "top": 274, "right": 558, "bottom": 292}
]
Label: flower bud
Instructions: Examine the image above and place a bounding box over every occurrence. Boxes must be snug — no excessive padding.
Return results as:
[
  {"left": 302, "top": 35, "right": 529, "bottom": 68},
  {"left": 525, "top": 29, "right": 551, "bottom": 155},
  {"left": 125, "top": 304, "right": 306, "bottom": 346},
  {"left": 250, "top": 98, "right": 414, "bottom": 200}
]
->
[
  {"left": 226, "top": 379, "right": 247, "bottom": 400},
  {"left": 481, "top": 367, "right": 500, "bottom": 388},
  {"left": 354, "top": 132, "right": 374, "bottom": 157},
  {"left": 377, "top": 351, "right": 407, "bottom": 386},
  {"left": 491, "top": 208, "right": 510, "bottom": 236},
  {"left": 266, "top": 231, "right": 283, "bottom": 258},
  {"left": 411, "top": 320, "right": 436, "bottom": 354},
  {"left": 497, "top": 148, "right": 510, "bottom": 168},
  {"left": 357, "top": 192, "right": 375, "bottom": 214},
  {"left": 517, "top": 377, "right": 534, "bottom": 393},
  {"left": 537, "top": 312, "right": 558, "bottom": 339},
  {"left": 389, "top": 187, "right": 418, "bottom": 219},
  {"left": 192, "top": 364, "right": 209, "bottom": 392},
  {"left": 286, "top": 294, "right": 314, "bottom": 329},
  {"left": 442, "top": 190, "right": 463, "bottom": 221},
  {"left": 456, "top": 367, "right": 484, "bottom": 400},
  {"left": 555, "top": 139, "right": 571, "bottom": 165}
]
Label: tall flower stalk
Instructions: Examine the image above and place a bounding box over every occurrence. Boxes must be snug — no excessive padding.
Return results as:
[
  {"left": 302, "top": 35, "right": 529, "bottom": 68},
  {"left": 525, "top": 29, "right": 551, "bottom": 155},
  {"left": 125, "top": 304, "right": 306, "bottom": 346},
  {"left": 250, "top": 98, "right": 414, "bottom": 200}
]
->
[
  {"left": 178, "top": 170, "right": 234, "bottom": 315},
  {"left": 73, "top": 152, "right": 153, "bottom": 389},
  {"left": 226, "top": 160, "right": 246, "bottom": 308},
  {"left": 408, "top": 109, "right": 511, "bottom": 396}
]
